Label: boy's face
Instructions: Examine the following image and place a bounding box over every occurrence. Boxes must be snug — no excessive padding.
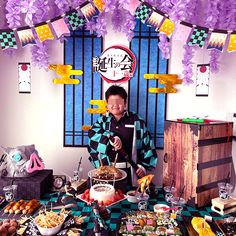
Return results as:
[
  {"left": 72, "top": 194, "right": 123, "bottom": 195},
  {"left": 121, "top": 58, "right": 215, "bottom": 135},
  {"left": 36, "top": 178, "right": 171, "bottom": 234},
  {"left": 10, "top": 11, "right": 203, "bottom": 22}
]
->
[{"left": 107, "top": 95, "right": 126, "bottom": 116}]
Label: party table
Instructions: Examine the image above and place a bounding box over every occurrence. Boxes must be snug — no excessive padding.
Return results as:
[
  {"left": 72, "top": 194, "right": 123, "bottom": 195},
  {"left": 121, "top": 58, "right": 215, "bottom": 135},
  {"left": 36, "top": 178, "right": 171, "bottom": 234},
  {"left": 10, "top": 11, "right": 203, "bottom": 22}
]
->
[{"left": 41, "top": 188, "right": 236, "bottom": 236}]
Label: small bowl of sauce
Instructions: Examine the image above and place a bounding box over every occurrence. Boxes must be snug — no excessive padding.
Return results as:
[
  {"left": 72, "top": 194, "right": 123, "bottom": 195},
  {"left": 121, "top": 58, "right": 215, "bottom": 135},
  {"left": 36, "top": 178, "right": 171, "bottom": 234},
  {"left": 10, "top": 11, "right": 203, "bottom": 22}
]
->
[{"left": 126, "top": 190, "right": 141, "bottom": 203}]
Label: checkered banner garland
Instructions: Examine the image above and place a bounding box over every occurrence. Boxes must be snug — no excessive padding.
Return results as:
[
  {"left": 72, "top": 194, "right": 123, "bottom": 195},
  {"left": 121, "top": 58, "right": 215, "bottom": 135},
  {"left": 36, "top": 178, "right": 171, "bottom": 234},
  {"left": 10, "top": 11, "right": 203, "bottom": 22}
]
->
[
  {"left": 174, "top": 22, "right": 193, "bottom": 42},
  {"left": 66, "top": 10, "right": 86, "bottom": 31},
  {"left": 79, "top": 1, "right": 99, "bottom": 22},
  {"left": 0, "top": 29, "right": 17, "bottom": 50},
  {"left": 187, "top": 27, "right": 209, "bottom": 48},
  {"left": 92, "top": 0, "right": 105, "bottom": 12},
  {"left": 17, "top": 27, "right": 36, "bottom": 47},
  {"left": 207, "top": 31, "right": 228, "bottom": 52},
  {"left": 158, "top": 17, "right": 175, "bottom": 37},
  {"left": 135, "top": 2, "right": 152, "bottom": 24},
  {"left": 51, "top": 17, "right": 70, "bottom": 39},
  {"left": 34, "top": 23, "right": 54, "bottom": 43},
  {"left": 145, "top": 10, "right": 164, "bottom": 29},
  {"left": 227, "top": 32, "right": 236, "bottom": 52}
]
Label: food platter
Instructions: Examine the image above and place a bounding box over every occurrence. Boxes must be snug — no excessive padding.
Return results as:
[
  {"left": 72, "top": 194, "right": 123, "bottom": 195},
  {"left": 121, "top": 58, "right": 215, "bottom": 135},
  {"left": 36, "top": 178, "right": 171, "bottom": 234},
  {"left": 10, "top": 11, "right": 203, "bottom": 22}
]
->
[
  {"left": 88, "top": 168, "right": 127, "bottom": 182},
  {"left": 119, "top": 210, "right": 184, "bottom": 235},
  {"left": 77, "top": 193, "right": 127, "bottom": 208},
  {"left": 0, "top": 199, "right": 41, "bottom": 220}
]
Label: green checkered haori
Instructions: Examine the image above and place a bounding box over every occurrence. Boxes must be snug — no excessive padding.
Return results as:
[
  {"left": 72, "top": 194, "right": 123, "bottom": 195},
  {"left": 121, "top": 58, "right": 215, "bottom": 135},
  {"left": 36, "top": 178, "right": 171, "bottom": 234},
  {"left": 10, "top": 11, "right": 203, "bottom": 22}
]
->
[{"left": 87, "top": 112, "right": 158, "bottom": 170}]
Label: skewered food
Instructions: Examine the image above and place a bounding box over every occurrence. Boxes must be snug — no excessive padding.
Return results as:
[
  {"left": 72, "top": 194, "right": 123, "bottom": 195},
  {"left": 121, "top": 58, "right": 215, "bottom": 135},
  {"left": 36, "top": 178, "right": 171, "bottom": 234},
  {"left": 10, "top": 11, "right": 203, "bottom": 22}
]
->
[{"left": 3, "top": 199, "right": 40, "bottom": 215}]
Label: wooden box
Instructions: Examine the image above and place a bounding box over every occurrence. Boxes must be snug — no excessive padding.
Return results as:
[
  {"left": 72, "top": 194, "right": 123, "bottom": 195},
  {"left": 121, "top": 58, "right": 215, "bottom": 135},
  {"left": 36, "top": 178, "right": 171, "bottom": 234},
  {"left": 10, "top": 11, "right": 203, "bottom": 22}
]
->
[{"left": 163, "top": 120, "right": 233, "bottom": 207}]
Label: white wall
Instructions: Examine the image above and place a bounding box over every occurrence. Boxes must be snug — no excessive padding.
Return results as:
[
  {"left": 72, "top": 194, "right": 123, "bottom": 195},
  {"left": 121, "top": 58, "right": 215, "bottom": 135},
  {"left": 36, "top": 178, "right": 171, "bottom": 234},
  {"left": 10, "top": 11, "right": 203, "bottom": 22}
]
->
[
  {"left": 0, "top": 42, "right": 93, "bottom": 180},
  {"left": 0, "top": 20, "right": 235, "bottom": 193}
]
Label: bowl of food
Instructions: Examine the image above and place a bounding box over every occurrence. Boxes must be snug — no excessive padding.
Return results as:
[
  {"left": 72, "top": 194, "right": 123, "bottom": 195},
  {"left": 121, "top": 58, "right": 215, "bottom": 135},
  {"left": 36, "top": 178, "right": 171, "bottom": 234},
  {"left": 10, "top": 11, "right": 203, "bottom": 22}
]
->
[
  {"left": 34, "top": 211, "right": 65, "bottom": 236},
  {"left": 126, "top": 190, "right": 141, "bottom": 203},
  {"left": 153, "top": 204, "right": 170, "bottom": 216}
]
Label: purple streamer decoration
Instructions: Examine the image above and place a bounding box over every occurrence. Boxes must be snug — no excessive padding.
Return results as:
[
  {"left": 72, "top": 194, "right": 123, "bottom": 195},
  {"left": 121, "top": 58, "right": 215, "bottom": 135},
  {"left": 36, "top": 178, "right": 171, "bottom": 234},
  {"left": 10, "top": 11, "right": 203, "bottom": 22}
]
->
[
  {"left": 95, "top": 12, "right": 107, "bottom": 37},
  {"left": 70, "top": 0, "right": 87, "bottom": 8},
  {"left": 159, "top": 0, "right": 174, "bottom": 15},
  {"left": 170, "top": 0, "right": 189, "bottom": 22},
  {"left": 31, "top": 41, "right": 50, "bottom": 69},
  {"left": 5, "top": 0, "right": 22, "bottom": 29},
  {"left": 169, "top": 0, "right": 198, "bottom": 84},
  {"left": 86, "top": 19, "right": 97, "bottom": 34},
  {"left": 210, "top": 50, "right": 221, "bottom": 73},
  {"left": 158, "top": 34, "right": 171, "bottom": 59},
  {"left": 104, "top": 0, "right": 135, "bottom": 41},
  {"left": 112, "top": 8, "right": 124, "bottom": 32},
  {"left": 156, "top": 0, "right": 174, "bottom": 60},
  {"left": 204, "top": 0, "right": 220, "bottom": 28},
  {"left": 204, "top": 0, "right": 221, "bottom": 73},
  {"left": 54, "top": 0, "right": 70, "bottom": 14},
  {"left": 182, "top": 45, "right": 194, "bottom": 85},
  {"left": 20, "top": 0, "right": 38, "bottom": 27},
  {"left": 123, "top": 10, "right": 136, "bottom": 41},
  {"left": 223, "top": 1, "right": 236, "bottom": 30},
  {"left": 30, "top": 0, "right": 50, "bottom": 70},
  {"left": 5, "top": 0, "right": 22, "bottom": 56},
  {"left": 104, "top": 0, "right": 117, "bottom": 14},
  {"left": 185, "top": 0, "right": 198, "bottom": 24},
  {"left": 4, "top": 0, "right": 236, "bottom": 72}
]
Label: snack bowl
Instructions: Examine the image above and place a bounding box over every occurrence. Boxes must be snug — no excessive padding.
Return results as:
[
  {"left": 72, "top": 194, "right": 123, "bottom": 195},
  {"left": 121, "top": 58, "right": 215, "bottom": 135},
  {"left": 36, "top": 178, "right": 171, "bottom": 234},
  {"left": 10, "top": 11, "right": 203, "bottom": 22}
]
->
[
  {"left": 153, "top": 203, "right": 169, "bottom": 213},
  {"left": 153, "top": 204, "right": 170, "bottom": 216},
  {"left": 126, "top": 190, "right": 141, "bottom": 203},
  {"left": 34, "top": 212, "right": 65, "bottom": 236}
]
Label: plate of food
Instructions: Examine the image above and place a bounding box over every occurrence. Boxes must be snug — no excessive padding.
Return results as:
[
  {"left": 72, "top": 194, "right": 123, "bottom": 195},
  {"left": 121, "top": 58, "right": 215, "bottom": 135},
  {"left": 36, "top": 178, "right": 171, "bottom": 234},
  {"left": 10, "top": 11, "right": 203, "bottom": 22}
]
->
[
  {"left": 0, "top": 199, "right": 41, "bottom": 220},
  {"left": 88, "top": 165, "right": 127, "bottom": 181},
  {"left": 17, "top": 209, "right": 86, "bottom": 236},
  {"left": 119, "top": 210, "right": 183, "bottom": 235},
  {"left": 77, "top": 184, "right": 127, "bottom": 207}
]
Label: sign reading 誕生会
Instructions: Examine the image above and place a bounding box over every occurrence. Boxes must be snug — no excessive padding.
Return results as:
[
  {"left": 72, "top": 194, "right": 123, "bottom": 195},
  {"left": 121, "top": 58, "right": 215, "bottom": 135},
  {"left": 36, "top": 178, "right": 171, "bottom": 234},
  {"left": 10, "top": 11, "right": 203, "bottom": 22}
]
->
[{"left": 93, "top": 45, "right": 136, "bottom": 83}]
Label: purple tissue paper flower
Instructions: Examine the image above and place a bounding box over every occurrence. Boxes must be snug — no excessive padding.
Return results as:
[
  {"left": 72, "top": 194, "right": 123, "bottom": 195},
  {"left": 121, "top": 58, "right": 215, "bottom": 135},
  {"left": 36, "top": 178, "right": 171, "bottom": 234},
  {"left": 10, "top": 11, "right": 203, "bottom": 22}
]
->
[
  {"left": 158, "top": 34, "right": 171, "bottom": 59},
  {"left": 182, "top": 45, "right": 195, "bottom": 85}
]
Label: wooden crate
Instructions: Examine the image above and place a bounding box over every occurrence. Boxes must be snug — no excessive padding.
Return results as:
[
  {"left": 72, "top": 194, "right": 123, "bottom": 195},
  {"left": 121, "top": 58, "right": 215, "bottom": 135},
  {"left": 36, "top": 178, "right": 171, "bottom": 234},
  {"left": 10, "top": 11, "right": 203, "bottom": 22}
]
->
[{"left": 163, "top": 120, "right": 233, "bottom": 207}]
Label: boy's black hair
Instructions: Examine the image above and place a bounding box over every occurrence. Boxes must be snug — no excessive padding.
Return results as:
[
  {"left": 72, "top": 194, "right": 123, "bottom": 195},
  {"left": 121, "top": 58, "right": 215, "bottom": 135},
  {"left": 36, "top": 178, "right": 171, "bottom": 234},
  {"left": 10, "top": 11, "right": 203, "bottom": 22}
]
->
[{"left": 105, "top": 85, "right": 127, "bottom": 102}]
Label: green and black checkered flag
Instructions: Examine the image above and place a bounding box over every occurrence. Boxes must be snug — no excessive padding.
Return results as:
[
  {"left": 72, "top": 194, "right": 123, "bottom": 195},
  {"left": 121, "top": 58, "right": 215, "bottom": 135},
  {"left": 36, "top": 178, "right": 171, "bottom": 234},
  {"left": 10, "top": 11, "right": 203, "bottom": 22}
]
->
[
  {"left": 187, "top": 27, "right": 209, "bottom": 48},
  {"left": 66, "top": 10, "right": 86, "bottom": 31},
  {"left": 0, "top": 29, "right": 17, "bottom": 50},
  {"left": 135, "top": 2, "right": 152, "bottom": 24}
]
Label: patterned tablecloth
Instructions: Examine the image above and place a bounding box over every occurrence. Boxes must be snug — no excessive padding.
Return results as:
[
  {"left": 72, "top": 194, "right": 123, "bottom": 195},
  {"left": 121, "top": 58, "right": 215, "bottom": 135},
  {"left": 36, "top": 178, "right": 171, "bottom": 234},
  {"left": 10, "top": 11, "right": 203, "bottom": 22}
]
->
[
  {"left": 0, "top": 188, "right": 235, "bottom": 235},
  {"left": 43, "top": 188, "right": 236, "bottom": 236}
]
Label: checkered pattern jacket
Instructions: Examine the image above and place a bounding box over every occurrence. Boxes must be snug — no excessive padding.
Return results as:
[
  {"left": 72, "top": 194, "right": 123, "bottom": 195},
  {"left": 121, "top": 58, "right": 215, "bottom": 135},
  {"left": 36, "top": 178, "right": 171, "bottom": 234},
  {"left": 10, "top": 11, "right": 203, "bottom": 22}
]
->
[{"left": 87, "top": 111, "right": 157, "bottom": 170}]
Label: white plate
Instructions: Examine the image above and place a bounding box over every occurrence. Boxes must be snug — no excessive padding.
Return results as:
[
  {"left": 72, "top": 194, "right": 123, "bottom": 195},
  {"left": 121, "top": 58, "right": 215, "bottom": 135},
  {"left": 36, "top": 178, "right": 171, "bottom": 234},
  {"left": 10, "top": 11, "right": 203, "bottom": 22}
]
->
[
  {"left": 88, "top": 168, "right": 127, "bottom": 182},
  {"left": 77, "top": 193, "right": 127, "bottom": 208}
]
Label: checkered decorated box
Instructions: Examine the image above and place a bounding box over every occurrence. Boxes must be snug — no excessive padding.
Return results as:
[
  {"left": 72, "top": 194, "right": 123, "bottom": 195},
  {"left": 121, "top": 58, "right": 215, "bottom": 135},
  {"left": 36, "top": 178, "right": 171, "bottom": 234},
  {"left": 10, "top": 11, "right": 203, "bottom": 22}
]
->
[{"left": 0, "top": 169, "right": 53, "bottom": 199}]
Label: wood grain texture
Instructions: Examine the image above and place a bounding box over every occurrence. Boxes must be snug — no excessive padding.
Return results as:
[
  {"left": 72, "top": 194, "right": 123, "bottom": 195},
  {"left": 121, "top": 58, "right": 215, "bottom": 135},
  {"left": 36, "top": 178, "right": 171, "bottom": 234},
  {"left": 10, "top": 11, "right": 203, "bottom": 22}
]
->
[{"left": 164, "top": 120, "right": 233, "bottom": 208}]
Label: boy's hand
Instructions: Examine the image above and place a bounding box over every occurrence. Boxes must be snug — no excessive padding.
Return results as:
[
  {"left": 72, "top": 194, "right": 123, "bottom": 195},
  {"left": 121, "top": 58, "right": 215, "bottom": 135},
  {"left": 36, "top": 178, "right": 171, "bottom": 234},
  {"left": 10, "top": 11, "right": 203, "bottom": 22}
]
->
[
  {"left": 136, "top": 167, "right": 145, "bottom": 178},
  {"left": 111, "top": 136, "right": 122, "bottom": 150}
]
